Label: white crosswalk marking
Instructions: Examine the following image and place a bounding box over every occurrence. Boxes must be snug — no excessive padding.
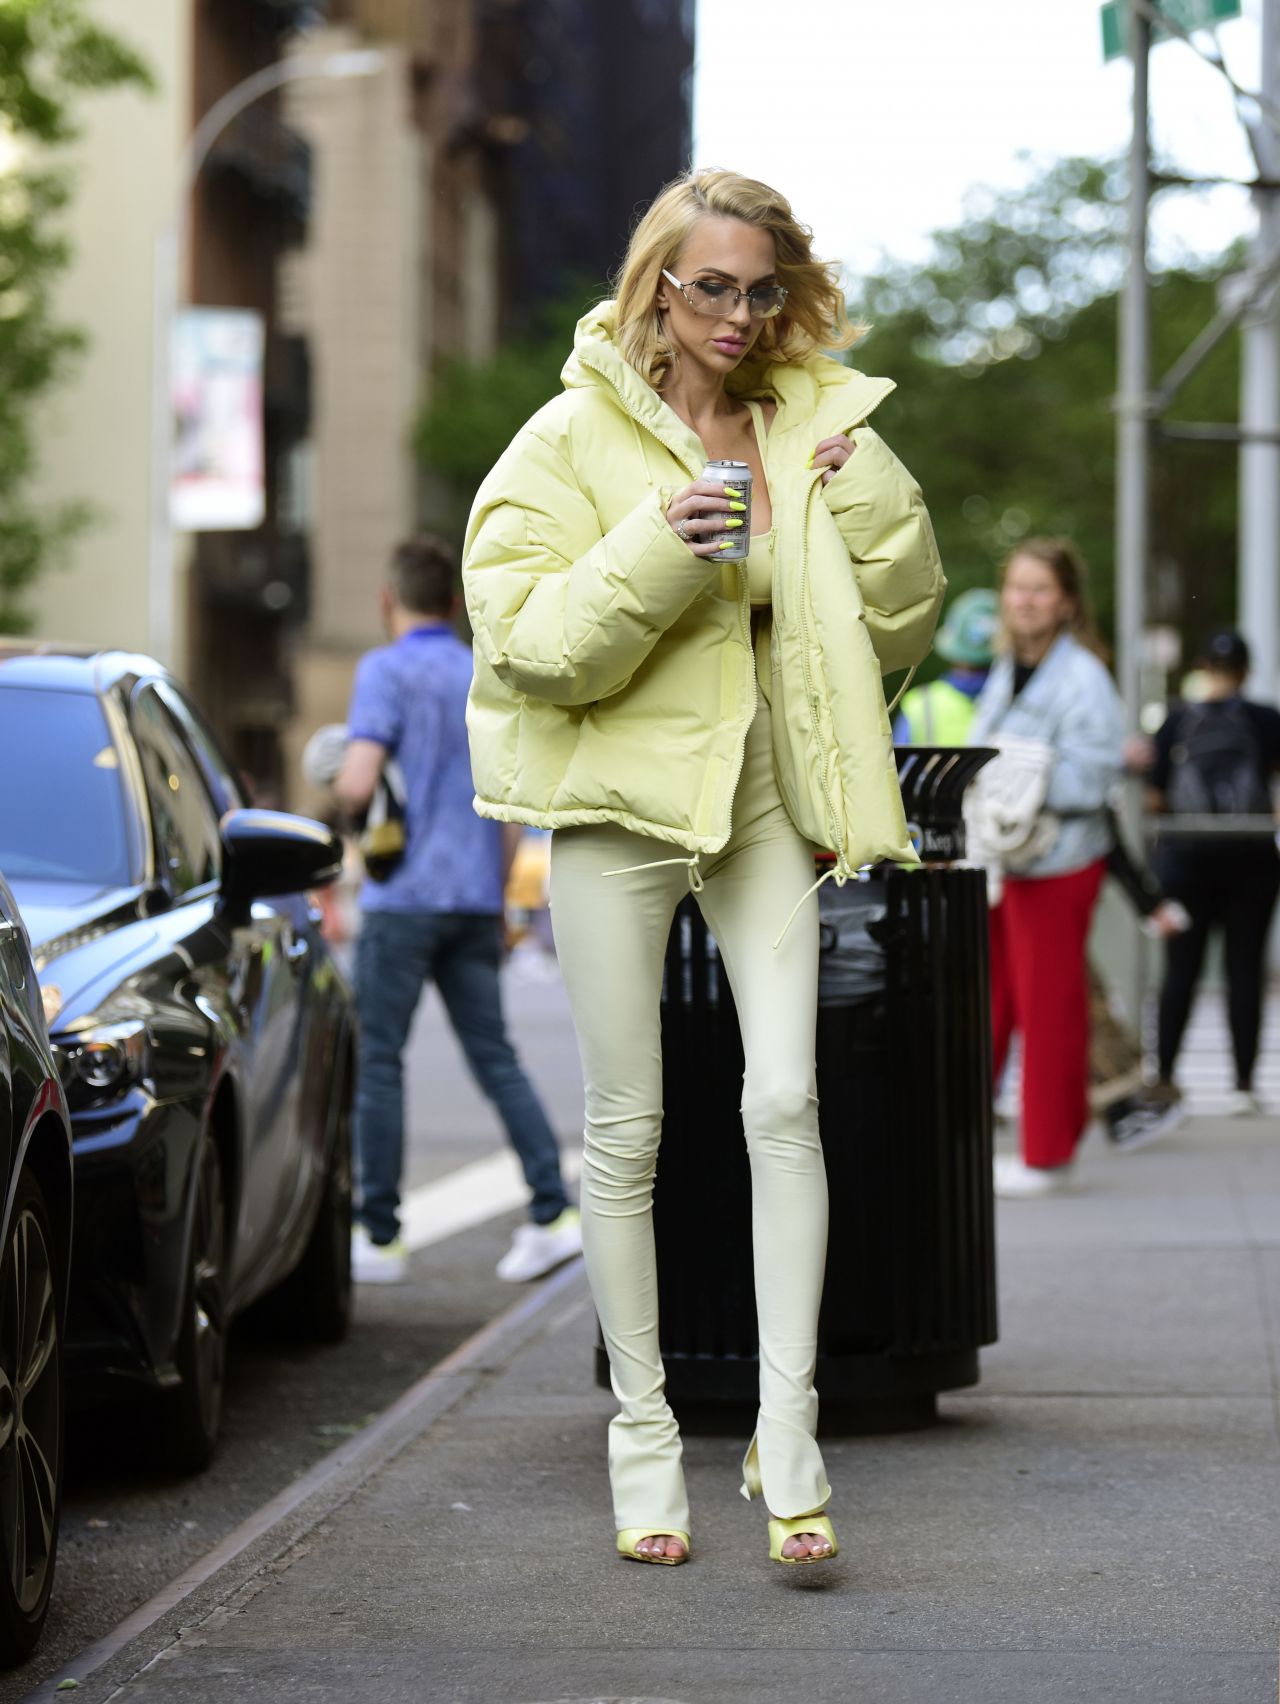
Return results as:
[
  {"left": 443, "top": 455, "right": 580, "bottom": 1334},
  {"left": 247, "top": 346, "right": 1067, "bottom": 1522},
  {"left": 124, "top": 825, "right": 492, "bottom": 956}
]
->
[
  {"left": 997, "top": 990, "right": 1280, "bottom": 1119},
  {"left": 398, "top": 1147, "right": 583, "bottom": 1253},
  {"left": 1161, "top": 990, "right": 1280, "bottom": 1114}
]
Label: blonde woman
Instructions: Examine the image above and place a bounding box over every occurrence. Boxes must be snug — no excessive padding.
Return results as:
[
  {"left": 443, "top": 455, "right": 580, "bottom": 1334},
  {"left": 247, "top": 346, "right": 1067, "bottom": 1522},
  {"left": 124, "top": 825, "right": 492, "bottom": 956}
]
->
[{"left": 463, "top": 170, "right": 944, "bottom": 1568}]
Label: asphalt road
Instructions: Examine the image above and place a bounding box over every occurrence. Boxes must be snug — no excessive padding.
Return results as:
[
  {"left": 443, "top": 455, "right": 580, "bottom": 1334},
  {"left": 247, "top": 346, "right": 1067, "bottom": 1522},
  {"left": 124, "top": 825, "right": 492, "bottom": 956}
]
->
[{"left": 4, "top": 944, "right": 583, "bottom": 1701}]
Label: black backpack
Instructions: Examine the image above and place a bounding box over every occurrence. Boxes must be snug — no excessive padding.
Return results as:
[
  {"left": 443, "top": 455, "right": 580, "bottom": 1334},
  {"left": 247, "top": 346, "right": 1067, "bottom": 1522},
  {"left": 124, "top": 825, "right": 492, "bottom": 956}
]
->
[{"left": 1166, "top": 701, "right": 1271, "bottom": 816}]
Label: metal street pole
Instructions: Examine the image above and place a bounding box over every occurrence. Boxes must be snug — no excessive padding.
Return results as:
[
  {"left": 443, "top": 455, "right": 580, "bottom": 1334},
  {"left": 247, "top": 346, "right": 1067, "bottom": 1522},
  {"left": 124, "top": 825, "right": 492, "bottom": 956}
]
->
[
  {"left": 1239, "top": 0, "right": 1280, "bottom": 700},
  {"left": 1114, "top": 3, "right": 1153, "bottom": 1033},
  {"left": 147, "top": 50, "right": 385, "bottom": 668},
  {"left": 1115, "top": 2, "right": 1152, "bottom": 730}
]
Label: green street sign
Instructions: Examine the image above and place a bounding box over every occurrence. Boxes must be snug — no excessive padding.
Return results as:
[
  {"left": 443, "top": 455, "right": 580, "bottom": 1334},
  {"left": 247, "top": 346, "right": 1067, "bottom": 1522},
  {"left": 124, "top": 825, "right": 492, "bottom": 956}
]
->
[{"left": 1101, "top": 0, "right": 1241, "bottom": 61}]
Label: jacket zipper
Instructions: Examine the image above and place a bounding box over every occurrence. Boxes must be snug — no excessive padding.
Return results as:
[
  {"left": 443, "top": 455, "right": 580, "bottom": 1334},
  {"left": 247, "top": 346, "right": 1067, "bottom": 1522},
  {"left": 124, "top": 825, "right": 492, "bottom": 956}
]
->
[
  {"left": 576, "top": 350, "right": 703, "bottom": 481},
  {"left": 797, "top": 468, "right": 849, "bottom": 870},
  {"left": 791, "top": 396, "right": 897, "bottom": 871}
]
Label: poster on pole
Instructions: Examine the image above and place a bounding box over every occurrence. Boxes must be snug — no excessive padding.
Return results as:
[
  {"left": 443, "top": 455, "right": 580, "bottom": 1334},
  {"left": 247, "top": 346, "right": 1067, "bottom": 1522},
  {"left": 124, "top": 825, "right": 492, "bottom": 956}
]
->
[{"left": 170, "top": 308, "right": 265, "bottom": 531}]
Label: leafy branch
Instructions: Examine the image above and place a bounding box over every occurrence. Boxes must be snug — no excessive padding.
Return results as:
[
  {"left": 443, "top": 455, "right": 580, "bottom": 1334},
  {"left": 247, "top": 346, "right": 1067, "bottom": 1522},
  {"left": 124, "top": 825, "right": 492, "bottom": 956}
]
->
[{"left": 0, "top": 0, "right": 152, "bottom": 630}]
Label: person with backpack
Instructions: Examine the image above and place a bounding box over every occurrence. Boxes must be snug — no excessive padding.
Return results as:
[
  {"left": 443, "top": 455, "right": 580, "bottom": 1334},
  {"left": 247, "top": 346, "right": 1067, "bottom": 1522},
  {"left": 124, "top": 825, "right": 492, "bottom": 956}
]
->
[{"left": 1147, "top": 630, "right": 1280, "bottom": 1114}]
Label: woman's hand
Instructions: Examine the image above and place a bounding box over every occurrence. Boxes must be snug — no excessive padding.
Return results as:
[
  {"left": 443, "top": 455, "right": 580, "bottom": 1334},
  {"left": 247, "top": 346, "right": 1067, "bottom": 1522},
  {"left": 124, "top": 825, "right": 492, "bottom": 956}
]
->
[
  {"left": 1122, "top": 732, "right": 1155, "bottom": 775},
  {"left": 1144, "top": 899, "right": 1192, "bottom": 939},
  {"left": 810, "top": 434, "right": 856, "bottom": 485},
  {"left": 665, "top": 480, "right": 738, "bottom": 558}
]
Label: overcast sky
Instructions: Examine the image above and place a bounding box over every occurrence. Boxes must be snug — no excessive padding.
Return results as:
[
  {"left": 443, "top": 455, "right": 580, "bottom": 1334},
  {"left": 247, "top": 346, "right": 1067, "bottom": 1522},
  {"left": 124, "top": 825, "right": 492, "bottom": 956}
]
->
[{"left": 693, "top": 0, "right": 1263, "bottom": 283}]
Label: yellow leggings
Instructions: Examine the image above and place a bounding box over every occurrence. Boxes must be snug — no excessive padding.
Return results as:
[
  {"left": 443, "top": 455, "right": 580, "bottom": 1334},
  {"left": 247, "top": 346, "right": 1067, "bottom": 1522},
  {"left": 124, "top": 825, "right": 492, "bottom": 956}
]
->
[{"left": 549, "top": 683, "right": 831, "bottom": 1536}]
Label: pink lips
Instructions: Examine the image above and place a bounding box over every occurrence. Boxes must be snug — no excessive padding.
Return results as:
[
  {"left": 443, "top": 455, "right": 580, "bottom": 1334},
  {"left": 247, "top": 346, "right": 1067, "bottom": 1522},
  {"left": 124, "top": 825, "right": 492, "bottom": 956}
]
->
[{"left": 712, "top": 337, "right": 745, "bottom": 355}]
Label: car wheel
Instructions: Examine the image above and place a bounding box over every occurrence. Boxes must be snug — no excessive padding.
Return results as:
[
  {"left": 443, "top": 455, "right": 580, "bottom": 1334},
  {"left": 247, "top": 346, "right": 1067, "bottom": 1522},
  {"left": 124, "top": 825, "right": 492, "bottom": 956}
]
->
[
  {"left": 270, "top": 1057, "right": 353, "bottom": 1345},
  {"left": 162, "top": 1132, "right": 227, "bottom": 1474},
  {"left": 0, "top": 1172, "right": 63, "bottom": 1666}
]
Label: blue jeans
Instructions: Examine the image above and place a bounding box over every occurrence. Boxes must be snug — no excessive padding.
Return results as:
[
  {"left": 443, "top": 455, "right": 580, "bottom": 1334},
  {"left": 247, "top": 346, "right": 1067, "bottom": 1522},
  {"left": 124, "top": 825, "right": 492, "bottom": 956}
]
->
[{"left": 354, "top": 909, "right": 571, "bottom": 1245}]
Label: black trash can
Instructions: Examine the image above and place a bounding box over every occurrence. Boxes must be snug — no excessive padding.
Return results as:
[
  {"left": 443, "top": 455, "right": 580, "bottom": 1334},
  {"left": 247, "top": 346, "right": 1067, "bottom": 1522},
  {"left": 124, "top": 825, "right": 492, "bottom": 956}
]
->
[{"left": 594, "top": 746, "right": 998, "bottom": 1430}]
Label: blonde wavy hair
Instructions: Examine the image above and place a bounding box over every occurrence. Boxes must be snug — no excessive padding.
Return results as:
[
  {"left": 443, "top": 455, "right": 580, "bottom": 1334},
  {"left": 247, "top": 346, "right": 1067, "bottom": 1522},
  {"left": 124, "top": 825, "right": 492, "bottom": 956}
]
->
[{"left": 613, "top": 168, "right": 860, "bottom": 389}]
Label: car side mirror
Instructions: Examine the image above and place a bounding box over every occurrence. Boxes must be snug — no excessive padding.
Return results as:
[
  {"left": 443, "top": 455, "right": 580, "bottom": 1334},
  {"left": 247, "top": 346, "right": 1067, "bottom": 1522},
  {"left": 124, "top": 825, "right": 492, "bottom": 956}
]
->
[{"left": 220, "top": 809, "right": 343, "bottom": 908}]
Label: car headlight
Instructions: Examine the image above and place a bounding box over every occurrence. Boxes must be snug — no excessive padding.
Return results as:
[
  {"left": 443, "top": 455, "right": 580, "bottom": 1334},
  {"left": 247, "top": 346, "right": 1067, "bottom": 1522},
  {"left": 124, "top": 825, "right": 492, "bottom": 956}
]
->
[{"left": 54, "top": 1020, "right": 149, "bottom": 1103}]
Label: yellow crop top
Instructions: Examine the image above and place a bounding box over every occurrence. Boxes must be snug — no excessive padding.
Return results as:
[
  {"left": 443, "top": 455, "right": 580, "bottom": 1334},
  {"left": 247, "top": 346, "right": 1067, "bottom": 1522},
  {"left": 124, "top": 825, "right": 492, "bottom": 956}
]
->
[{"left": 746, "top": 528, "right": 775, "bottom": 607}]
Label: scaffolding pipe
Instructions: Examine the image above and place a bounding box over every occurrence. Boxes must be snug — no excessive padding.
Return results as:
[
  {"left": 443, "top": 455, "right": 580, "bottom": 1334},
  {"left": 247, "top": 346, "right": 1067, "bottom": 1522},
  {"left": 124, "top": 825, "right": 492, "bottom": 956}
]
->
[
  {"left": 1239, "top": 0, "right": 1280, "bottom": 700},
  {"left": 1115, "top": 3, "right": 1152, "bottom": 729}
]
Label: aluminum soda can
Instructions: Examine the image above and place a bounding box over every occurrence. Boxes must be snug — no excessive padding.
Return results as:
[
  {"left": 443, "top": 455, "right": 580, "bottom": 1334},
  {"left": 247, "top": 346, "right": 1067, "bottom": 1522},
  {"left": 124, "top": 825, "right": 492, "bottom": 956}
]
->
[{"left": 700, "top": 458, "right": 752, "bottom": 561}]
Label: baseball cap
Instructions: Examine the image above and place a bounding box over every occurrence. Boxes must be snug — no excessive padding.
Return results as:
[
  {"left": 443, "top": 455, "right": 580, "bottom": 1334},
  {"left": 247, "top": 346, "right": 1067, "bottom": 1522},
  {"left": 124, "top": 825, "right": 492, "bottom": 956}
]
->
[
  {"left": 935, "top": 588, "right": 999, "bottom": 668},
  {"left": 1199, "top": 629, "right": 1249, "bottom": 674}
]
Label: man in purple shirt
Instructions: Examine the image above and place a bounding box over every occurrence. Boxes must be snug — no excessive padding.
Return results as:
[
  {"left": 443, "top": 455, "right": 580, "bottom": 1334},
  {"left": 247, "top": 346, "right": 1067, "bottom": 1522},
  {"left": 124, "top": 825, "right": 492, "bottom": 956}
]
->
[{"left": 334, "top": 536, "right": 579, "bottom": 1284}]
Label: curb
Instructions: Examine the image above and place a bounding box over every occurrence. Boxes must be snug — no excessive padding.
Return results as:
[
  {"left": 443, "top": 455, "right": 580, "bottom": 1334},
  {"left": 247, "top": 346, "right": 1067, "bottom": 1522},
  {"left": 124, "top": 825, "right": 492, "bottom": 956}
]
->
[{"left": 22, "top": 1258, "right": 587, "bottom": 1704}]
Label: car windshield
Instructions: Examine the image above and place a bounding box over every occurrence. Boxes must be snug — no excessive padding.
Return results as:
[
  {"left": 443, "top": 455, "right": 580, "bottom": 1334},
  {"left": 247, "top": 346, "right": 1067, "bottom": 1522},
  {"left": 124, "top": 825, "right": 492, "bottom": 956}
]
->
[{"left": 0, "top": 688, "right": 134, "bottom": 885}]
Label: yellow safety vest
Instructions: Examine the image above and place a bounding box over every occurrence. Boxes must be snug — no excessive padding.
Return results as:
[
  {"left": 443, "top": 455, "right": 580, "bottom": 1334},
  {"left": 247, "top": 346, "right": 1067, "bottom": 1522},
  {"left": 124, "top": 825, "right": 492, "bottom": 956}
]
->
[{"left": 900, "top": 678, "right": 978, "bottom": 747}]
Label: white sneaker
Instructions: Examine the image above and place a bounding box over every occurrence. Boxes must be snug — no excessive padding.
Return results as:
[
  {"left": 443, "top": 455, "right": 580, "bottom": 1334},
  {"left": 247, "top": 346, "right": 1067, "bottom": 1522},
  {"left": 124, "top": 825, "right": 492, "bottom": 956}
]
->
[
  {"left": 1225, "top": 1088, "right": 1263, "bottom": 1117},
  {"left": 351, "top": 1224, "right": 408, "bottom": 1284},
  {"left": 496, "top": 1208, "right": 583, "bottom": 1282},
  {"left": 993, "top": 1155, "right": 1076, "bottom": 1199}
]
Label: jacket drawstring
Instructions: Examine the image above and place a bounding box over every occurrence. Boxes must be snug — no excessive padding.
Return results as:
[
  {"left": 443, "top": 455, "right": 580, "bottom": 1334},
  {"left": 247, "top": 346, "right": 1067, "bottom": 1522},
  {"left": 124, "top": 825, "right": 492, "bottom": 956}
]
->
[
  {"left": 885, "top": 664, "right": 917, "bottom": 719},
  {"left": 772, "top": 861, "right": 849, "bottom": 951},
  {"left": 602, "top": 852, "right": 704, "bottom": 893},
  {"left": 602, "top": 848, "right": 851, "bottom": 941}
]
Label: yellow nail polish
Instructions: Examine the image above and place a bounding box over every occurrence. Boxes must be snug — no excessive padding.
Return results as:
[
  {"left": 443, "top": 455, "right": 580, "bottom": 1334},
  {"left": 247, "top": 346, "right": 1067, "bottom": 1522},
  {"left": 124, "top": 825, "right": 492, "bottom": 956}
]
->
[
  {"left": 718, "top": 540, "right": 734, "bottom": 550},
  {"left": 724, "top": 517, "right": 743, "bottom": 529},
  {"left": 724, "top": 485, "right": 742, "bottom": 497},
  {"left": 805, "top": 453, "right": 813, "bottom": 467},
  {"left": 729, "top": 500, "right": 746, "bottom": 512}
]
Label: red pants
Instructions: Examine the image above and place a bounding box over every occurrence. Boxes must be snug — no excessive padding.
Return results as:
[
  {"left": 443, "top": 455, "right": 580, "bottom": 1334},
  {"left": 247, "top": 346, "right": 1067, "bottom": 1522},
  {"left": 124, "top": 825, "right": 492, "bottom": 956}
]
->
[{"left": 990, "top": 859, "right": 1106, "bottom": 1170}]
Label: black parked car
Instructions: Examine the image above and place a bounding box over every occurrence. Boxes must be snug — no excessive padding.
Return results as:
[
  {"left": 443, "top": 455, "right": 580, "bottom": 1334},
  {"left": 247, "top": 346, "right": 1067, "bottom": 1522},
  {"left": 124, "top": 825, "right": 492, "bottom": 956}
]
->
[
  {"left": 0, "top": 872, "right": 73, "bottom": 1662},
  {"left": 0, "top": 647, "right": 355, "bottom": 1471}
]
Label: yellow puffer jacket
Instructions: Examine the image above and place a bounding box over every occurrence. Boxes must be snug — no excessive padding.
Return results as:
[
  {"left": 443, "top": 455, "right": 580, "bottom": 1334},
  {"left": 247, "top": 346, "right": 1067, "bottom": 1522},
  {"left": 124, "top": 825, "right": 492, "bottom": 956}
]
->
[{"left": 462, "top": 302, "right": 945, "bottom": 875}]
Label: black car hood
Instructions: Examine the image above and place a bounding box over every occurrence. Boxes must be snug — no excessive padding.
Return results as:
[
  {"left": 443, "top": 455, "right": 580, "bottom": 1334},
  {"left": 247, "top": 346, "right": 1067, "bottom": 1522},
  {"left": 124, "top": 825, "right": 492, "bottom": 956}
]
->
[
  {"left": 8, "top": 878, "right": 158, "bottom": 1021},
  {"left": 10, "top": 879, "right": 146, "bottom": 962}
]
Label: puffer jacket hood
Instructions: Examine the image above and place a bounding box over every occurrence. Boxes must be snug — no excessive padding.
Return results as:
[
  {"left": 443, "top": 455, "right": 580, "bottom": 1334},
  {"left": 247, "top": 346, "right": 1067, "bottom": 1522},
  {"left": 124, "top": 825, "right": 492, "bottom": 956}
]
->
[
  {"left": 463, "top": 301, "right": 945, "bottom": 876},
  {"left": 560, "top": 301, "right": 902, "bottom": 481}
]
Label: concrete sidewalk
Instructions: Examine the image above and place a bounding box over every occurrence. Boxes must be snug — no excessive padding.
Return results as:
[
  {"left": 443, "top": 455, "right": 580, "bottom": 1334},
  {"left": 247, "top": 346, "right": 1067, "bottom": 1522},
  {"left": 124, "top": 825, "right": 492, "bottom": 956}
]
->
[{"left": 54, "top": 1113, "right": 1280, "bottom": 1704}]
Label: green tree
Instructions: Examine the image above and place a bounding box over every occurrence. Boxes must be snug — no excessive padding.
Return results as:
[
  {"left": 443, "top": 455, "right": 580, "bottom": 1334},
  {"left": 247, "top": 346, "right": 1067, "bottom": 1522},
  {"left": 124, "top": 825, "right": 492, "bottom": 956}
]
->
[
  {"left": 0, "top": 0, "right": 151, "bottom": 630},
  {"left": 414, "top": 283, "right": 604, "bottom": 544},
  {"left": 848, "top": 155, "right": 1240, "bottom": 670}
]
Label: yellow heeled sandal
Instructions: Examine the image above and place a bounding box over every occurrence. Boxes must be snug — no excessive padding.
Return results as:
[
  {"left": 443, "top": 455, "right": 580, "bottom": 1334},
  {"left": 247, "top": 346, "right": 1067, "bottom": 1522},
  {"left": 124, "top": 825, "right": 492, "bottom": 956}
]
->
[
  {"left": 616, "top": 1527, "right": 690, "bottom": 1566},
  {"left": 768, "top": 1513, "right": 838, "bottom": 1566}
]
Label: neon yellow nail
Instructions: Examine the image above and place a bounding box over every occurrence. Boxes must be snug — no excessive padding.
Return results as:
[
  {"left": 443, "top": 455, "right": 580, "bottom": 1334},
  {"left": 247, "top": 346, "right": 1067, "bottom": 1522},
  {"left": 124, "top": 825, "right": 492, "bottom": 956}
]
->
[
  {"left": 718, "top": 540, "right": 734, "bottom": 550},
  {"left": 724, "top": 518, "right": 743, "bottom": 529},
  {"left": 729, "top": 500, "right": 746, "bottom": 512},
  {"left": 724, "top": 485, "right": 742, "bottom": 497},
  {"left": 805, "top": 454, "right": 813, "bottom": 468}
]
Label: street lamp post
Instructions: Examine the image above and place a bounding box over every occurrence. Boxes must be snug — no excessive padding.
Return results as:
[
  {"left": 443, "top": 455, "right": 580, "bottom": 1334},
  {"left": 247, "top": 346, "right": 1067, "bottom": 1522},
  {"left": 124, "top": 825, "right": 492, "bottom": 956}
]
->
[{"left": 148, "top": 48, "right": 385, "bottom": 668}]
